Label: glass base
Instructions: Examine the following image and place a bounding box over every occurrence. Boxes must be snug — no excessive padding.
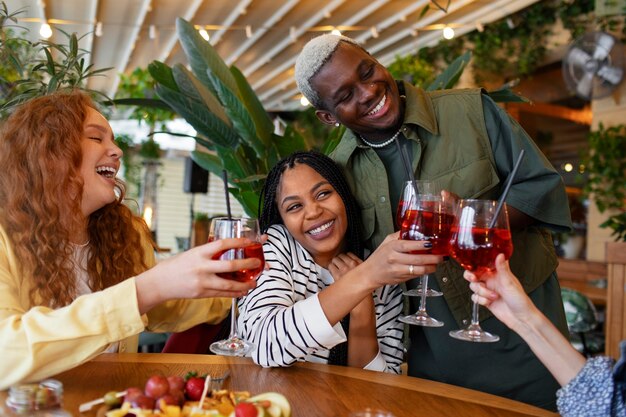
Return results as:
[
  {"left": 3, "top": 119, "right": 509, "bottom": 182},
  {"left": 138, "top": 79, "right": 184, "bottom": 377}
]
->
[
  {"left": 403, "top": 288, "right": 443, "bottom": 297},
  {"left": 449, "top": 324, "right": 499, "bottom": 343},
  {"left": 209, "top": 337, "right": 254, "bottom": 356},
  {"left": 399, "top": 311, "right": 444, "bottom": 327}
]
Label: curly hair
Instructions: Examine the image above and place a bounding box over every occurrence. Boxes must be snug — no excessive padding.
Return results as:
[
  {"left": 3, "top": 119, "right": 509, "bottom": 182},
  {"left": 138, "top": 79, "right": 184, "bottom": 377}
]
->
[
  {"left": 258, "top": 150, "right": 363, "bottom": 259},
  {"left": 0, "top": 91, "right": 154, "bottom": 308}
]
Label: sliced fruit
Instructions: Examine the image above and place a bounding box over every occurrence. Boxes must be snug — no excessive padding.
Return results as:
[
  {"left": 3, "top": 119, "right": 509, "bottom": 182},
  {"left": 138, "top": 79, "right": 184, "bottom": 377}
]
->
[{"left": 248, "top": 393, "right": 291, "bottom": 417}]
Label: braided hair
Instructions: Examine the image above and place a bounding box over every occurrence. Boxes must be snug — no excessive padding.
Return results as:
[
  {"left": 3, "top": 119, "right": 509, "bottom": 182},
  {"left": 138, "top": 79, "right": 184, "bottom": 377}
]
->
[{"left": 258, "top": 150, "right": 364, "bottom": 259}]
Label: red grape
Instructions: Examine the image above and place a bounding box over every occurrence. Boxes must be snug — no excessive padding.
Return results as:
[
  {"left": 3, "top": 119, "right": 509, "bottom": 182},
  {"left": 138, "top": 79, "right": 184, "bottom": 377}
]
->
[
  {"left": 124, "top": 387, "right": 143, "bottom": 404},
  {"left": 167, "top": 375, "right": 185, "bottom": 393},
  {"left": 157, "top": 393, "right": 180, "bottom": 407},
  {"left": 130, "top": 394, "right": 155, "bottom": 410},
  {"left": 144, "top": 375, "right": 170, "bottom": 399}
]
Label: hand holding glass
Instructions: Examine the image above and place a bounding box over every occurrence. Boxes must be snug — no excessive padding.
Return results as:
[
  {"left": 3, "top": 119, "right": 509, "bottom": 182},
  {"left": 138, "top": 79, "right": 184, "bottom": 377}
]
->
[
  {"left": 398, "top": 190, "right": 454, "bottom": 327},
  {"left": 397, "top": 180, "right": 444, "bottom": 298},
  {"left": 209, "top": 217, "right": 264, "bottom": 356},
  {"left": 448, "top": 199, "right": 513, "bottom": 342}
]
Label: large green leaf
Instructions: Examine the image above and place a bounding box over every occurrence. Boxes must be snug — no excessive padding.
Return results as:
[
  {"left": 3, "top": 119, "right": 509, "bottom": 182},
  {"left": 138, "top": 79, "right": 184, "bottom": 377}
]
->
[
  {"left": 148, "top": 61, "right": 179, "bottom": 92},
  {"left": 155, "top": 84, "right": 240, "bottom": 149},
  {"left": 191, "top": 150, "right": 223, "bottom": 179},
  {"left": 215, "top": 147, "right": 249, "bottom": 179},
  {"left": 236, "top": 174, "right": 267, "bottom": 183},
  {"left": 207, "top": 71, "right": 265, "bottom": 158},
  {"left": 273, "top": 127, "right": 307, "bottom": 159},
  {"left": 426, "top": 50, "right": 471, "bottom": 91},
  {"left": 176, "top": 17, "right": 239, "bottom": 98},
  {"left": 321, "top": 125, "right": 345, "bottom": 155},
  {"left": 228, "top": 188, "right": 260, "bottom": 218},
  {"left": 230, "top": 65, "right": 274, "bottom": 147},
  {"left": 109, "top": 97, "right": 174, "bottom": 111},
  {"left": 172, "top": 64, "right": 230, "bottom": 124},
  {"left": 486, "top": 88, "right": 530, "bottom": 103}
]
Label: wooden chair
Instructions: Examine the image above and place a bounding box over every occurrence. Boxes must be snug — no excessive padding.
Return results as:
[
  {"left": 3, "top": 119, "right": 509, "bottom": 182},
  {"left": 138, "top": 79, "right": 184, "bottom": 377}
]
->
[{"left": 605, "top": 242, "right": 626, "bottom": 359}]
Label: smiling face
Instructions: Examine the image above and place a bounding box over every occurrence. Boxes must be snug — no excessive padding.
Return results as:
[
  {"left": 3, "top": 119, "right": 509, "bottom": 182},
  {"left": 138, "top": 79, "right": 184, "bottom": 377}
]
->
[
  {"left": 79, "top": 107, "right": 122, "bottom": 216},
  {"left": 276, "top": 163, "right": 348, "bottom": 267},
  {"left": 311, "top": 42, "right": 403, "bottom": 141}
]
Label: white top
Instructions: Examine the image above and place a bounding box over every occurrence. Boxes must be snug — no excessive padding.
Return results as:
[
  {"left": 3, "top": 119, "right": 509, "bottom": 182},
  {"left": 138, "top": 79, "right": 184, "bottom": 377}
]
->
[{"left": 237, "top": 224, "right": 404, "bottom": 373}]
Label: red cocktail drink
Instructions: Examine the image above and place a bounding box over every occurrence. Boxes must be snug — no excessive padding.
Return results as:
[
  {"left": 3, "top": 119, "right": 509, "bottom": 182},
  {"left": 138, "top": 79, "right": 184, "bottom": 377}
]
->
[
  {"left": 400, "top": 208, "right": 455, "bottom": 255},
  {"left": 213, "top": 242, "right": 265, "bottom": 282},
  {"left": 449, "top": 227, "right": 513, "bottom": 276}
]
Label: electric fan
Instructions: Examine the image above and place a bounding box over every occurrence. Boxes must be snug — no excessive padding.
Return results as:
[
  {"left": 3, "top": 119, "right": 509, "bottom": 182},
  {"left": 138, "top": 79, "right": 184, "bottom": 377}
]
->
[{"left": 562, "top": 31, "right": 624, "bottom": 100}]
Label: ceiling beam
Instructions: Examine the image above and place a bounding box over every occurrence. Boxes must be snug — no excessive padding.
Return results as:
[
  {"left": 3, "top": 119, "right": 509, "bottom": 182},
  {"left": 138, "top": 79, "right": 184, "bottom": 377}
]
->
[
  {"left": 157, "top": 0, "right": 205, "bottom": 63},
  {"left": 262, "top": 0, "right": 450, "bottom": 108},
  {"left": 378, "top": 0, "right": 540, "bottom": 63},
  {"left": 255, "top": 0, "right": 391, "bottom": 96},
  {"left": 242, "top": 0, "right": 346, "bottom": 77},
  {"left": 264, "top": 0, "right": 541, "bottom": 110},
  {"left": 83, "top": 0, "right": 99, "bottom": 69},
  {"left": 107, "top": 0, "right": 151, "bottom": 97},
  {"left": 225, "top": 0, "right": 301, "bottom": 65},
  {"left": 208, "top": 0, "right": 252, "bottom": 46}
]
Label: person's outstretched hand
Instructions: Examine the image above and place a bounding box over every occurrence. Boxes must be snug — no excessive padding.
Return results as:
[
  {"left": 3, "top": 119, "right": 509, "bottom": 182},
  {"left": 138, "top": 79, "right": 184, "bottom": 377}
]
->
[
  {"left": 135, "top": 238, "right": 260, "bottom": 314},
  {"left": 464, "top": 253, "right": 537, "bottom": 333}
]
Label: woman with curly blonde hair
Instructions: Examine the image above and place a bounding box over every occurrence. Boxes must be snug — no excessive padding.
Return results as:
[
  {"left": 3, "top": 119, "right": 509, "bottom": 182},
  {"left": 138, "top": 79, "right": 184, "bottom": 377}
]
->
[{"left": 0, "top": 91, "right": 259, "bottom": 389}]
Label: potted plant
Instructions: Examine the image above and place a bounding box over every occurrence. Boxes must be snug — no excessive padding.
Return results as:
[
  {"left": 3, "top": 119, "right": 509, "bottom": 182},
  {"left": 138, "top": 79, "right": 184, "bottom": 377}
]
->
[{"left": 0, "top": 2, "right": 110, "bottom": 115}]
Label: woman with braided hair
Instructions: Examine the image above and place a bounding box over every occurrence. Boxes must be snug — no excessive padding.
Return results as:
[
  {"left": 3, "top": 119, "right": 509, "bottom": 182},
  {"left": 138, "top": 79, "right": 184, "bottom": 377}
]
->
[{"left": 237, "top": 150, "right": 441, "bottom": 373}]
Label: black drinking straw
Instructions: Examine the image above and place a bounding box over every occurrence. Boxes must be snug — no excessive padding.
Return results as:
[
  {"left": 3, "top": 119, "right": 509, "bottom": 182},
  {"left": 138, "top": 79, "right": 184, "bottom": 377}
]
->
[
  {"left": 221, "top": 169, "right": 233, "bottom": 220},
  {"left": 489, "top": 149, "right": 525, "bottom": 228},
  {"left": 394, "top": 137, "right": 420, "bottom": 199}
]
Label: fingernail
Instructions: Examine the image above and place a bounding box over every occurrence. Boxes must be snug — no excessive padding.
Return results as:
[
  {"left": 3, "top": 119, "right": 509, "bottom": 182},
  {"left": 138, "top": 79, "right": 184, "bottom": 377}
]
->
[{"left": 423, "top": 242, "right": 433, "bottom": 248}]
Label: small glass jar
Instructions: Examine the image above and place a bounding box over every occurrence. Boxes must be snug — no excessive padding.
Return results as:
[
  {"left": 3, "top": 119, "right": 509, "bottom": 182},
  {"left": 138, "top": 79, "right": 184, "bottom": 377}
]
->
[{"left": 4, "top": 379, "right": 72, "bottom": 416}]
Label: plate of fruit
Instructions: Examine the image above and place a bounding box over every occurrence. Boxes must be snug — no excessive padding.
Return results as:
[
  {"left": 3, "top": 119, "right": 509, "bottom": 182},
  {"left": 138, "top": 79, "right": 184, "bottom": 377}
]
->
[{"left": 81, "top": 372, "right": 291, "bottom": 417}]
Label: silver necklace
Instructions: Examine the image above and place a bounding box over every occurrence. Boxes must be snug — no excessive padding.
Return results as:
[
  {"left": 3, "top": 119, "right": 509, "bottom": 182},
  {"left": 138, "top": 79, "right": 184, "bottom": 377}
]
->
[{"left": 359, "top": 129, "right": 402, "bottom": 148}]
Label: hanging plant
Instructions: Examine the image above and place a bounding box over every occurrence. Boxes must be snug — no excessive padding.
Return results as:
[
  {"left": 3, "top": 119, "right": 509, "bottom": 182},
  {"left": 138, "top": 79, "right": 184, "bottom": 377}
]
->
[{"left": 581, "top": 123, "right": 626, "bottom": 241}]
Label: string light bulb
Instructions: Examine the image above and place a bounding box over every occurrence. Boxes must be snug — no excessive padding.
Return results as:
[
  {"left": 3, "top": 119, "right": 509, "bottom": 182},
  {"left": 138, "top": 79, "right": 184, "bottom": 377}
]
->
[
  {"left": 331, "top": 28, "right": 341, "bottom": 36},
  {"left": 40, "top": 22, "right": 52, "bottom": 38},
  {"left": 442, "top": 26, "right": 455, "bottom": 40},
  {"left": 300, "top": 96, "right": 309, "bottom": 106}
]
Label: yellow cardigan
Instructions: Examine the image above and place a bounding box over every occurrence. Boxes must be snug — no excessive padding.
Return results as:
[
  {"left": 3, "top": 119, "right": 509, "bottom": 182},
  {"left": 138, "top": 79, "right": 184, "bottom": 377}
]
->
[{"left": 0, "top": 223, "right": 230, "bottom": 390}]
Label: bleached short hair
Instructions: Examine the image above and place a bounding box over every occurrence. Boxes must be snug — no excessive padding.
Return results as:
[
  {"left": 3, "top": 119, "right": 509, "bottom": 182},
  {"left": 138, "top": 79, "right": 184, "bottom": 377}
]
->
[{"left": 295, "top": 34, "right": 361, "bottom": 109}]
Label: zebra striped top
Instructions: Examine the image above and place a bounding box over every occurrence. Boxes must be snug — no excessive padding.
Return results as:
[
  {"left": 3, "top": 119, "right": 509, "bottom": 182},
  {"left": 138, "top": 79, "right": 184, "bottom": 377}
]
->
[{"left": 237, "top": 224, "right": 404, "bottom": 373}]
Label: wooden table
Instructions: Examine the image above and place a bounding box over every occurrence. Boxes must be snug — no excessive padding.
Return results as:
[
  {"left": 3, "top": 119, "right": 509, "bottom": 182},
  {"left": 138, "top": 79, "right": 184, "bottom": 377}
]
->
[{"left": 1, "top": 353, "right": 557, "bottom": 417}]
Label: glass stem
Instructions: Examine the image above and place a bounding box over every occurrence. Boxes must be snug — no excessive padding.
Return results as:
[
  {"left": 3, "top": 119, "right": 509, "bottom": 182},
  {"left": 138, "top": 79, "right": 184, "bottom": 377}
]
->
[
  {"left": 471, "top": 300, "right": 480, "bottom": 326},
  {"left": 228, "top": 298, "right": 238, "bottom": 339},
  {"left": 418, "top": 275, "right": 429, "bottom": 313}
]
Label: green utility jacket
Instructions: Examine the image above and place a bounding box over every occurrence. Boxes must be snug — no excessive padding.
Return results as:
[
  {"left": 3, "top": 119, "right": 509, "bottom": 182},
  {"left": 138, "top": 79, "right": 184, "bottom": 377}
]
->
[
  {"left": 332, "top": 83, "right": 573, "bottom": 409},
  {"left": 332, "top": 84, "right": 572, "bottom": 327}
]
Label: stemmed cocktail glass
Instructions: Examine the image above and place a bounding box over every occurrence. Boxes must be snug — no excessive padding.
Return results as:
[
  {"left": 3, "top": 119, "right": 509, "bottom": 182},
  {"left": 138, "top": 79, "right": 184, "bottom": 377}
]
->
[
  {"left": 398, "top": 181, "right": 454, "bottom": 327},
  {"left": 209, "top": 217, "right": 264, "bottom": 356},
  {"left": 448, "top": 199, "right": 513, "bottom": 343},
  {"left": 396, "top": 180, "right": 443, "bottom": 298}
]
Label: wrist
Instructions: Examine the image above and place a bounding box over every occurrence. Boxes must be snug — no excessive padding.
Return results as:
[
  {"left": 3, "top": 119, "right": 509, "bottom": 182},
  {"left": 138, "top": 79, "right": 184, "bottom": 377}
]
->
[{"left": 510, "top": 303, "right": 546, "bottom": 338}]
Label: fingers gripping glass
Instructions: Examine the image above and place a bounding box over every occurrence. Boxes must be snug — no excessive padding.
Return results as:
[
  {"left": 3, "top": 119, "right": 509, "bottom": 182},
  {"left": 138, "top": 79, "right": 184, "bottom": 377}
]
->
[
  {"left": 397, "top": 180, "right": 443, "bottom": 298},
  {"left": 398, "top": 182, "right": 454, "bottom": 327},
  {"left": 448, "top": 200, "right": 513, "bottom": 343},
  {"left": 209, "top": 217, "right": 264, "bottom": 356}
]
